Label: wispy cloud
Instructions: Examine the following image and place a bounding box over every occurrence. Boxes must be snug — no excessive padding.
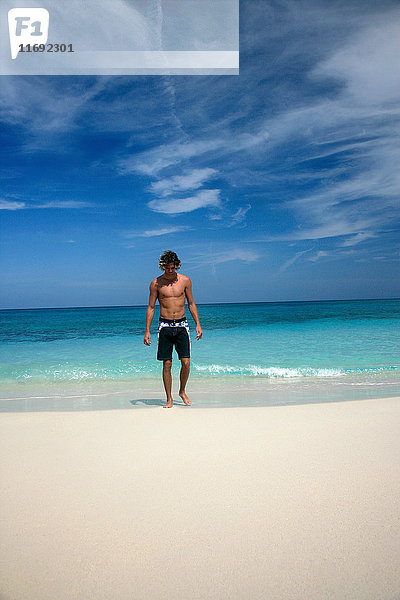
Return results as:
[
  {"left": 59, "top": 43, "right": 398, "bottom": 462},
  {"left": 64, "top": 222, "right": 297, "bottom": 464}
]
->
[
  {"left": 35, "top": 201, "right": 94, "bottom": 209},
  {"left": 189, "top": 247, "right": 259, "bottom": 267},
  {"left": 150, "top": 168, "right": 217, "bottom": 196},
  {"left": 277, "top": 248, "right": 313, "bottom": 274},
  {"left": 147, "top": 189, "right": 221, "bottom": 214},
  {"left": 311, "top": 18, "right": 400, "bottom": 107},
  {"left": 122, "top": 225, "right": 192, "bottom": 238},
  {"left": 208, "top": 203, "right": 252, "bottom": 227},
  {"left": 119, "top": 129, "right": 269, "bottom": 177},
  {"left": 308, "top": 250, "right": 329, "bottom": 263},
  {"left": 145, "top": 167, "right": 222, "bottom": 217},
  {"left": 211, "top": 248, "right": 259, "bottom": 265},
  {"left": 229, "top": 204, "right": 251, "bottom": 227},
  {"left": 0, "top": 199, "right": 92, "bottom": 210},
  {"left": 0, "top": 199, "right": 25, "bottom": 210},
  {"left": 0, "top": 78, "right": 107, "bottom": 151},
  {"left": 340, "top": 232, "right": 376, "bottom": 247},
  {"left": 247, "top": 218, "right": 376, "bottom": 243}
]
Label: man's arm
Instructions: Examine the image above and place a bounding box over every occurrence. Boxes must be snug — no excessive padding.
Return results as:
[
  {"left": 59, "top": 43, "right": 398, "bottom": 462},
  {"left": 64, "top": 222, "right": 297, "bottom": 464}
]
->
[
  {"left": 144, "top": 280, "right": 157, "bottom": 345},
  {"left": 185, "top": 278, "right": 203, "bottom": 340}
]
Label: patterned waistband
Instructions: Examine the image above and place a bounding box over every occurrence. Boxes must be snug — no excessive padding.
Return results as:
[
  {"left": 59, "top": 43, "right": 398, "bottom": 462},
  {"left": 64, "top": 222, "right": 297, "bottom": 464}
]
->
[{"left": 159, "top": 316, "right": 187, "bottom": 325}]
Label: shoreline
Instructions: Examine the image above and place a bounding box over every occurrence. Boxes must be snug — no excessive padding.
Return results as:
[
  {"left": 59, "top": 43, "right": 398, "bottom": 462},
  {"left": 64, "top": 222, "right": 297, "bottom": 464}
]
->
[
  {"left": 1, "top": 397, "right": 399, "bottom": 599},
  {"left": 1, "top": 375, "right": 400, "bottom": 411}
]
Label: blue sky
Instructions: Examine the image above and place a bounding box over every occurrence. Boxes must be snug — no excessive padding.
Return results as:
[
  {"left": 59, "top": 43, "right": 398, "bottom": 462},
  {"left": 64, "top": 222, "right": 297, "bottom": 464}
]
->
[{"left": 1, "top": 0, "right": 399, "bottom": 309}]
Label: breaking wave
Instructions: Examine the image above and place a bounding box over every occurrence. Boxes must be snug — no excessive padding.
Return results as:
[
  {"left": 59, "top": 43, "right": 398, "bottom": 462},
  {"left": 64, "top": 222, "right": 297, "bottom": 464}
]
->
[
  {"left": 1, "top": 362, "right": 398, "bottom": 383},
  {"left": 193, "top": 364, "right": 399, "bottom": 378}
]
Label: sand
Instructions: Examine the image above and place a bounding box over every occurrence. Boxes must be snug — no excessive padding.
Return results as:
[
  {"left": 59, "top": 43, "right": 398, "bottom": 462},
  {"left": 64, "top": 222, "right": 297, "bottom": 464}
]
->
[{"left": 0, "top": 397, "right": 399, "bottom": 600}]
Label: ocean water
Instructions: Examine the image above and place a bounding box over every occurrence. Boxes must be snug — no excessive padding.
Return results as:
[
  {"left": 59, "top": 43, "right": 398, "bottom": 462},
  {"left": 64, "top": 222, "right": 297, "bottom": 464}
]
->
[{"left": 1, "top": 299, "right": 399, "bottom": 410}]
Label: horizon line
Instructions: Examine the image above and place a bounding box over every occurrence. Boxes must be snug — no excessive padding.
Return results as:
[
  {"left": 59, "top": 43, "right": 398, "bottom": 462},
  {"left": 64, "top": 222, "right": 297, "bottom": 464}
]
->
[{"left": 1, "top": 297, "right": 399, "bottom": 312}]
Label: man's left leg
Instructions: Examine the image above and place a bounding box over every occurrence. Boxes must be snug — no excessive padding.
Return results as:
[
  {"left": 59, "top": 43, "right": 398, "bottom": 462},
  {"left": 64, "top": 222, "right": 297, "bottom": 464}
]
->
[{"left": 179, "top": 358, "right": 192, "bottom": 405}]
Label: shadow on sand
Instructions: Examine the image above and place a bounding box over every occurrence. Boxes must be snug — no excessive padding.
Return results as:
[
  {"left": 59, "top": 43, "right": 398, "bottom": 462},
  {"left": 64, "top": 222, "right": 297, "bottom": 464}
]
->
[
  {"left": 0, "top": 396, "right": 191, "bottom": 412},
  {"left": 130, "top": 398, "right": 192, "bottom": 407}
]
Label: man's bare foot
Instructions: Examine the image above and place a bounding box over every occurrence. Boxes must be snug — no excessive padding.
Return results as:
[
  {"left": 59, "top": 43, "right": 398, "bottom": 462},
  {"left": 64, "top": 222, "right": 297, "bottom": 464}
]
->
[
  {"left": 179, "top": 391, "right": 192, "bottom": 405},
  {"left": 163, "top": 399, "right": 173, "bottom": 408}
]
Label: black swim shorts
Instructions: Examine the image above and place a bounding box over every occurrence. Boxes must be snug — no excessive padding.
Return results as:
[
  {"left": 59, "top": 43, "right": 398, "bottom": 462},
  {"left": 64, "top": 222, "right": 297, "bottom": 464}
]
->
[{"left": 157, "top": 317, "right": 191, "bottom": 361}]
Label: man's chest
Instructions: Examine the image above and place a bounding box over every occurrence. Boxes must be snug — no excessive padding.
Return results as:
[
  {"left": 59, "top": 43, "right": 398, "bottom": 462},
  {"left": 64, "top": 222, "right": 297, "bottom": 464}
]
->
[{"left": 158, "top": 281, "right": 186, "bottom": 299}]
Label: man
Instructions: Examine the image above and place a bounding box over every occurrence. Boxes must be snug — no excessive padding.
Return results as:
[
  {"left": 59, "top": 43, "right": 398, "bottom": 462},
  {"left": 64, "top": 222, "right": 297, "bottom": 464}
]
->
[{"left": 144, "top": 250, "right": 203, "bottom": 408}]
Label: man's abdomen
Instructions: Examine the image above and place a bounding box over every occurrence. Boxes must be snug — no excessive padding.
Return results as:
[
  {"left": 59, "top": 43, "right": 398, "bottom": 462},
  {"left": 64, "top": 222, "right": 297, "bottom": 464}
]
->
[{"left": 158, "top": 295, "right": 186, "bottom": 320}]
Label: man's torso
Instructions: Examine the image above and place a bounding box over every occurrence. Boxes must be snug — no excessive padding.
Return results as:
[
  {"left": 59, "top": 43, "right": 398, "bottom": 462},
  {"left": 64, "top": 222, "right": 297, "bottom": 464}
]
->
[{"left": 156, "top": 273, "right": 188, "bottom": 319}]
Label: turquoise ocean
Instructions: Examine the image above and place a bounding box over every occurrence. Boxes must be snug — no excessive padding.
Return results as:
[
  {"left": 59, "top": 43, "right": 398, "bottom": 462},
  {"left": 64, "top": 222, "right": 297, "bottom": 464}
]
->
[{"left": 1, "top": 299, "right": 399, "bottom": 410}]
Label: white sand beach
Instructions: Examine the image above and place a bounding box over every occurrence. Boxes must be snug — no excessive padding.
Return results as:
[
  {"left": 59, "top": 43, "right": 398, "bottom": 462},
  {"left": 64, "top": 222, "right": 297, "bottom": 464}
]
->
[{"left": 1, "top": 397, "right": 399, "bottom": 600}]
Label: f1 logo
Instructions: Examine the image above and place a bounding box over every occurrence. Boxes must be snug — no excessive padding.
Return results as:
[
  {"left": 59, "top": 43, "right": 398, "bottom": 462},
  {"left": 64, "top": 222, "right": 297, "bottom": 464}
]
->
[{"left": 8, "top": 8, "right": 50, "bottom": 59}]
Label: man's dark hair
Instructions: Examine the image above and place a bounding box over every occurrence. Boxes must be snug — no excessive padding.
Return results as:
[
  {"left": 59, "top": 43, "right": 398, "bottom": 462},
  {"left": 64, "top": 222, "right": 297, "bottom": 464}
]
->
[{"left": 159, "top": 250, "right": 181, "bottom": 271}]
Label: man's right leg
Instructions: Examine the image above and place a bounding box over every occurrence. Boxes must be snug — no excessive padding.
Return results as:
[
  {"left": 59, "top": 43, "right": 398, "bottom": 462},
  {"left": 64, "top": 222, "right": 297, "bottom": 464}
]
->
[{"left": 162, "top": 359, "right": 173, "bottom": 408}]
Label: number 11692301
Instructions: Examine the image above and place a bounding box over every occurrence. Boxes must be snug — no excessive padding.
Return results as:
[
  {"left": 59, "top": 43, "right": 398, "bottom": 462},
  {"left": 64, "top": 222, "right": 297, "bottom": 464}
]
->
[{"left": 18, "top": 43, "right": 74, "bottom": 53}]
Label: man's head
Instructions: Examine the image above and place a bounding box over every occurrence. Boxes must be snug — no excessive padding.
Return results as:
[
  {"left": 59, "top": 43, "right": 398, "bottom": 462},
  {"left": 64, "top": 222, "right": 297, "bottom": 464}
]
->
[{"left": 159, "top": 250, "right": 181, "bottom": 273}]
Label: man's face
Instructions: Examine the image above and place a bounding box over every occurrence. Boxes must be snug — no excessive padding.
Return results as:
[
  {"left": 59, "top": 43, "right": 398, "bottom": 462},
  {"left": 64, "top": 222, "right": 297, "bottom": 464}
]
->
[{"left": 164, "top": 262, "right": 176, "bottom": 276}]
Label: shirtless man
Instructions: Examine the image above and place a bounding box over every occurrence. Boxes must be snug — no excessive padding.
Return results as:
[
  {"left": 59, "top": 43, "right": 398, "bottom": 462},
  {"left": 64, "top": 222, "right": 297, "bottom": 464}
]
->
[{"left": 144, "top": 250, "right": 203, "bottom": 408}]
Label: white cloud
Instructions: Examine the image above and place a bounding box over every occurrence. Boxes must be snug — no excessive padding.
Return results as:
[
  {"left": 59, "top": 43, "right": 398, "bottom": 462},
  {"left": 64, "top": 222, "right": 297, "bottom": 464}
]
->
[
  {"left": 308, "top": 251, "right": 329, "bottom": 263},
  {"left": 340, "top": 232, "right": 376, "bottom": 247},
  {"left": 229, "top": 204, "right": 251, "bottom": 226},
  {"left": 119, "top": 139, "right": 221, "bottom": 176},
  {"left": 211, "top": 248, "right": 259, "bottom": 264},
  {"left": 0, "top": 199, "right": 92, "bottom": 210},
  {"left": 122, "top": 225, "right": 192, "bottom": 238},
  {"left": 0, "top": 199, "right": 25, "bottom": 210},
  {"left": 311, "top": 20, "right": 400, "bottom": 106},
  {"left": 119, "top": 130, "right": 269, "bottom": 177},
  {"left": 150, "top": 168, "right": 217, "bottom": 196},
  {"left": 35, "top": 201, "right": 93, "bottom": 209},
  {"left": 147, "top": 189, "right": 221, "bottom": 214},
  {"left": 189, "top": 247, "right": 259, "bottom": 268},
  {"left": 258, "top": 220, "right": 376, "bottom": 243},
  {"left": 0, "top": 78, "right": 107, "bottom": 148},
  {"left": 277, "top": 248, "right": 313, "bottom": 274},
  {"left": 207, "top": 203, "right": 251, "bottom": 227}
]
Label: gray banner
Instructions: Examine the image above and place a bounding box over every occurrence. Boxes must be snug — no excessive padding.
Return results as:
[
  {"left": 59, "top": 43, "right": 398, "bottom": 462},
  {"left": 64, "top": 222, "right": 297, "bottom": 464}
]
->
[{"left": 1, "top": 0, "right": 239, "bottom": 75}]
